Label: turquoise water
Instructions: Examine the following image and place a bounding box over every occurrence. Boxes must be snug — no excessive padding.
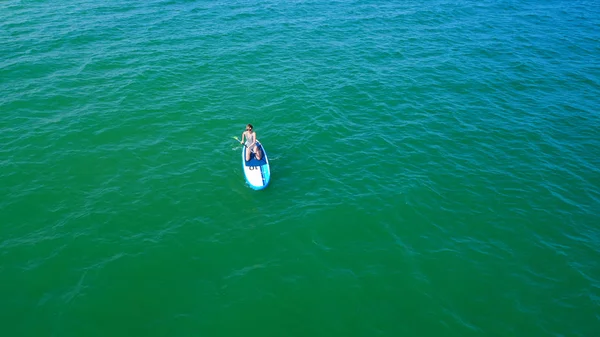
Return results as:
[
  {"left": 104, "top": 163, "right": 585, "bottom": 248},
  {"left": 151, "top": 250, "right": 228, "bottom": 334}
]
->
[{"left": 1, "top": 0, "right": 599, "bottom": 336}]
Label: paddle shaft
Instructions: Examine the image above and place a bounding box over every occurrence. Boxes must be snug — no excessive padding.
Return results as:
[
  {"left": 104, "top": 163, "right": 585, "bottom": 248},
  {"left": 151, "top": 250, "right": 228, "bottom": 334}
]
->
[{"left": 233, "top": 136, "right": 248, "bottom": 148}]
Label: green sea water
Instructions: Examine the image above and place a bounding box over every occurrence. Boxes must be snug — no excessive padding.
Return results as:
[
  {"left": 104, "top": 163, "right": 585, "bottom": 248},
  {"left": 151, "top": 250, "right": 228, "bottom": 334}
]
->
[{"left": 1, "top": 0, "right": 599, "bottom": 336}]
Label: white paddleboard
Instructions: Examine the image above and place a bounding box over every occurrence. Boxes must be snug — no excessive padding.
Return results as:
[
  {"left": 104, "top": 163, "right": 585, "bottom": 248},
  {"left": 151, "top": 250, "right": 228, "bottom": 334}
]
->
[{"left": 242, "top": 141, "right": 270, "bottom": 190}]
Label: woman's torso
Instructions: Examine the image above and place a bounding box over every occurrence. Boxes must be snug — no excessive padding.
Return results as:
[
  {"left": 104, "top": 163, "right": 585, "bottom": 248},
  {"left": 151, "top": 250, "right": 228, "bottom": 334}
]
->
[{"left": 245, "top": 131, "right": 256, "bottom": 145}]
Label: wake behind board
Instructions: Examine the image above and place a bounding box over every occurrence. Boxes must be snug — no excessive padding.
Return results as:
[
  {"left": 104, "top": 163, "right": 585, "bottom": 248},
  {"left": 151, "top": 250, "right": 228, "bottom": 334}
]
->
[{"left": 242, "top": 141, "right": 270, "bottom": 190}]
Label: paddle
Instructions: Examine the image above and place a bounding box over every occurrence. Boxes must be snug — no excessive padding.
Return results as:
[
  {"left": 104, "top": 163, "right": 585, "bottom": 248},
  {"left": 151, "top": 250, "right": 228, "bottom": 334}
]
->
[{"left": 233, "top": 136, "right": 247, "bottom": 148}]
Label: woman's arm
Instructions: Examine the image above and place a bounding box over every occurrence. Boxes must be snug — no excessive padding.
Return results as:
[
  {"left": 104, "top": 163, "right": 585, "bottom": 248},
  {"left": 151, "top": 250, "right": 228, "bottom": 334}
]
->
[{"left": 240, "top": 132, "right": 245, "bottom": 144}]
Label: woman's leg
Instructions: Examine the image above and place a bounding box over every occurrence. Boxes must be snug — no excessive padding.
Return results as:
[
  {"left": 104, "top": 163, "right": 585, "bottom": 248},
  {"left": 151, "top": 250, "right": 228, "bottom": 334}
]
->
[
  {"left": 245, "top": 146, "right": 251, "bottom": 161},
  {"left": 256, "top": 145, "right": 262, "bottom": 160}
]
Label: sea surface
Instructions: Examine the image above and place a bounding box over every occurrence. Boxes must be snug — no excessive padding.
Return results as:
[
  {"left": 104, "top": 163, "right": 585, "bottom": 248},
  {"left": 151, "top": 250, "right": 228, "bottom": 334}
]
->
[{"left": 1, "top": 0, "right": 599, "bottom": 336}]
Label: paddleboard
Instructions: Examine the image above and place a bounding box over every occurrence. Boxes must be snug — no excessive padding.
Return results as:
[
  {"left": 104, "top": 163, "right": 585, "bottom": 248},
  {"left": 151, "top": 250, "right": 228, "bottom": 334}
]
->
[{"left": 242, "top": 141, "right": 270, "bottom": 190}]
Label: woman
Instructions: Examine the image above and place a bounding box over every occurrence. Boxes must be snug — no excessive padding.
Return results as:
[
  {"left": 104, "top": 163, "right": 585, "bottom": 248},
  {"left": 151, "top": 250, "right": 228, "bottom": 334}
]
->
[{"left": 240, "top": 124, "right": 262, "bottom": 161}]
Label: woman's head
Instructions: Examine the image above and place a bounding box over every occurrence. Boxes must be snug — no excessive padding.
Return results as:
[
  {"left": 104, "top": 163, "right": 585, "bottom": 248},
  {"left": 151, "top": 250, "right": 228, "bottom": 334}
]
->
[{"left": 246, "top": 124, "right": 253, "bottom": 131}]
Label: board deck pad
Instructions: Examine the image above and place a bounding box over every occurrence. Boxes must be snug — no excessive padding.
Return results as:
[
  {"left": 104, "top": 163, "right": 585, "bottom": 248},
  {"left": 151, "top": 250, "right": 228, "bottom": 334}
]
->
[{"left": 245, "top": 144, "right": 267, "bottom": 166}]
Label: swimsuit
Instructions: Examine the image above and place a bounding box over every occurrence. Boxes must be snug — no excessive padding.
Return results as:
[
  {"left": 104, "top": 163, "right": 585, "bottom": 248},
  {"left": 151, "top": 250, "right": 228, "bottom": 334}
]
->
[{"left": 245, "top": 132, "right": 258, "bottom": 153}]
